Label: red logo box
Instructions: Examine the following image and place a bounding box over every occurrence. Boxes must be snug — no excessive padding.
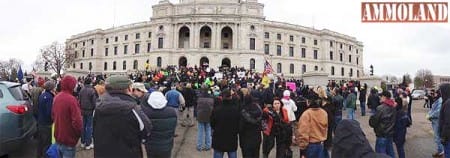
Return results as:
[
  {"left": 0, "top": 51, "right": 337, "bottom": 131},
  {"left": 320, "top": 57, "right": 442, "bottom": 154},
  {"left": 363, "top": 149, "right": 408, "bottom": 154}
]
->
[{"left": 362, "top": 2, "right": 448, "bottom": 23}]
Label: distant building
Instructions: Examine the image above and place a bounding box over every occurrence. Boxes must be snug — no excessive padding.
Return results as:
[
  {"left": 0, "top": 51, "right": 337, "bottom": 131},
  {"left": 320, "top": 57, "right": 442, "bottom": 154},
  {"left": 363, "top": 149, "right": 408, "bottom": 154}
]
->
[
  {"left": 433, "top": 75, "right": 450, "bottom": 89},
  {"left": 65, "top": 0, "right": 364, "bottom": 79}
]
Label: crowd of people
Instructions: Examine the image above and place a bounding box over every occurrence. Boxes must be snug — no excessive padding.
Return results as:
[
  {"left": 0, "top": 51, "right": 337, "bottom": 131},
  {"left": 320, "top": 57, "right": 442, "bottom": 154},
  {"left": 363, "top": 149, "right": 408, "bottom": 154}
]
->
[{"left": 15, "top": 65, "right": 450, "bottom": 158}]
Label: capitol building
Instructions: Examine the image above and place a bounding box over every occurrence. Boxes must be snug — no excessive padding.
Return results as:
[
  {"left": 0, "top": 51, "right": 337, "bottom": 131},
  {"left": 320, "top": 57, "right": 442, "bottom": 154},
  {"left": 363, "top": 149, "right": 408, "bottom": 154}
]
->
[{"left": 66, "top": 0, "right": 364, "bottom": 79}]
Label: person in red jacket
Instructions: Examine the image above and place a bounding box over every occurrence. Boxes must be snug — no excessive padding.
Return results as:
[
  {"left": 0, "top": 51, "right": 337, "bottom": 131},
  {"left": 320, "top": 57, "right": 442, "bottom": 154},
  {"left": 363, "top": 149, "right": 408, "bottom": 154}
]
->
[{"left": 52, "top": 75, "right": 82, "bottom": 158}]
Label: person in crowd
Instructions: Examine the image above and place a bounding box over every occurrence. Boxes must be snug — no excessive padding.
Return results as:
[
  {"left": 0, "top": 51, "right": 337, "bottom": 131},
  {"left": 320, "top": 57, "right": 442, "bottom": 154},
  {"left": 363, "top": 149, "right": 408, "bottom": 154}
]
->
[
  {"left": 131, "top": 82, "right": 150, "bottom": 106},
  {"left": 297, "top": 90, "right": 328, "bottom": 158},
  {"left": 211, "top": 89, "right": 241, "bottom": 158},
  {"left": 78, "top": 77, "right": 97, "bottom": 150},
  {"left": 31, "top": 77, "right": 45, "bottom": 119},
  {"left": 367, "top": 88, "right": 380, "bottom": 115},
  {"left": 94, "top": 80, "right": 106, "bottom": 96},
  {"left": 52, "top": 75, "right": 82, "bottom": 158},
  {"left": 345, "top": 89, "right": 357, "bottom": 120},
  {"left": 359, "top": 84, "right": 368, "bottom": 116},
  {"left": 394, "top": 92, "right": 409, "bottom": 158},
  {"left": 316, "top": 86, "right": 335, "bottom": 158},
  {"left": 165, "top": 84, "right": 186, "bottom": 118},
  {"left": 425, "top": 90, "right": 431, "bottom": 108},
  {"left": 93, "top": 75, "right": 152, "bottom": 158},
  {"left": 196, "top": 85, "right": 214, "bottom": 151},
  {"left": 142, "top": 91, "right": 177, "bottom": 158},
  {"left": 36, "top": 81, "right": 55, "bottom": 158},
  {"left": 369, "top": 91, "right": 396, "bottom": 157},
  {"left": 281, "top": 90, "right": 297, "bottom": 124},
  {"left": 428, "top": 90, "right": 444, "bottom": 157},
  {"left": 438, "top": 83, "right": 450, "bottom": 158},
  {"left": 181, "top": 83, "right": 197, "bottom": 127},
  {"left": 262, "top": 98, "right": 292, "bottom": 158},
  {"left": 332, "top": 88, "right": 344, "bottom": 131},
  {"left": 332, "top": 119, "right": 390, "bottom": 158},
  {"left": 239, "top": 90, "right": 263, "bottom": 158}
]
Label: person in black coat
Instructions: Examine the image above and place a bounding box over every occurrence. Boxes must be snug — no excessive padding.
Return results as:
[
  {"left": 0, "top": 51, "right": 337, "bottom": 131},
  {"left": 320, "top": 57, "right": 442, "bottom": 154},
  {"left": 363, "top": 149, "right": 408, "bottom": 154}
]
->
[
  {"left": 239, "top": 95, "right": 263, "bottom": 158},
  {"left": 367, "top": 88, "right": 380, "bottom": 115},
  {"left": 211, "top": 89, "right": 241, "bottom": 158},
  {"left": 438, "top": 84, "right": 450, "bottom": 157},
  {"left": 359, "top": 84, "right": 368, "bottom": 116}
]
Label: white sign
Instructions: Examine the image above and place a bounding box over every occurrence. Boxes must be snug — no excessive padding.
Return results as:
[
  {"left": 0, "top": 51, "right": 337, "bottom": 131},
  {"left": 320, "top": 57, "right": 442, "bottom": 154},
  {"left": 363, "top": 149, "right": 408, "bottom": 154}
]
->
[
  {"left": 237, "top": 72, "right": 245, "bottom": 78},
  {"left": 214, "top": 72, "right": 223, "bottom": 80}
]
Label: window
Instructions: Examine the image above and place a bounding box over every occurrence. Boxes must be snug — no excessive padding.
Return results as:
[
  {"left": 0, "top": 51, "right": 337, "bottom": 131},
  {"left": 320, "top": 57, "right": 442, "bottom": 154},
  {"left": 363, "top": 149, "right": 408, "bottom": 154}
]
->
[
  {"left": 223, "top": 43, "right": 229, "bottom": 49},
  {"left": 289, "top": 47, "right": 294, "bottom": 57},
  {"left": 314, "top": 50, "right": 318, "bottom": 59},
  {"left": 204, "top": 42, "right": 210, "bottom": 48},
  {"left": 135, "top": 44, "right": 140, "bottom": 54},
  {"left": 90, "top": 48, "right": 94, "bottom": 56},
  {"left": 75, "top": 51, "right": 78, "bottom": 58},
  {"left": 123, "top": 61, "right": 127, "bottom": 70},
  {"left": 290, "top": 64, "right": 294, "bottom": 74},
  {"left": 341, "top": 67, "right": 345, "bottom": 76},
  {"left": 330, "top": 41, "right": 333, "bottom": 47},
  {"left": 72, "top": 63, "right": 75, "bottom": 69},
  {"left": 106, "top": 38, "right": 109, "bottom": 44},
  {"left": 104, "top": 62, "right": 108, "bottom": 70},
  {"left": 357, "top": 70, "right": 360, "bottom": 77},
  {"left": 114, "top": 46, "right": 118, "bottom": 55},
  {"left": 80, "top": 63, "right": 83, "bottom": 70},
  {"left": 82, "top": 50, "right": 85, "bottom": 57},
  {"left": 250, "top": 25, "right": 255, "bottom": 30},
  {"left": 158, "top": 38, "right": 164, "bottom": 48},
  {"left": 356, "top": 49, "right": 359, "bottom": 54},
  {"left": 205, "top": 32, "right": 210, "bottom": 37},
  {"left": 147, "top": 43, "right": 151, "bottom": 52},
  {"left": 301, "top": 48, "right": 306, "bottom": 58},
  {"left": 331, "top": 66, "right": 335, "bottom": 75},
  {"left": 159, "top": 25, "right": 164, "bottom": 31},
  {"left": 302, "top": 65, "right": 306, "bottom": 74},
  {"left": 105, "top": 48, "right": 109, "bottom": 56},
  {"left": 277, "top": 63, "right": 282, "bottom": 73},
  {"left": 133, "top": 60, "right": 138, "bottom": 70},
  {"left": 264, "top": 44, "right": 269, "bottom": 54},
  {"left": 290, "top": 35, "right": 294, "bottom": 42},
  {"left": 157, "top": 57, "right": 162, "bottom": 67},
  {"left": 349, "top": 55, "right": 352, "bottom": 63},
  {"left": 277, "top": 34, "right": 281, "bottom": 40},
  {"left": 125, "top": 35, "right": 128, "bottom": 41},
  {"left": 340, "top": 43, "right": 343, "bottom": 49},
  {"left": 250, "top": 38, "right": 255, "bottom": 50},
  {"left": 340, "top": 53, "right": 343, "bottom": 61},
  {"left": 277, "top": 45, "right": 282, "bottom": 56},
  {"left": 250, "top": 58, "right": 255, "bottom": 70},
  {"left": 75, "top": 43, "right": 78, "bottom": 48},
  {"left": 264, "top": 32, "right": 269, "bottom": 39},
  {"left": 8, "top": 86, "right": 28, "bottom": 100},
  {"left": 113, "top": 61, "right": 117, "bottom": 70},
  {"left": 124, "top": 45, "right": 128, "bottom": 54},
  {"left": 89, "top": 62, "right": 92, "bottom": 70},
  {"left": 115, "top": 36, "right": 118, "bottom": 42},
  {"left": 329, "top": 51, "right": 333, "bottom": 60},
  {"left": 148, "top": 32, "right": 152, "bottom": 38},
  {"left": 224, "top": 33, "right": 229, "bottom": 38},
  {"left": 314, "top": 39, "right": 318, "bottom": 45},
  {"left": 91, "top": 40, "right": 94, "bottom": 45},
  {"left": 314, "top": 66, "right": 318, "bottom": 71},
  {"left": 302, "top": 37, "right": 306, "bottom": 44},
  {"left": 350, "top": 68, "right": 353, "bottom": 77},
  {"left": 357, "top": 57, "right": 359, "bottom": 65},
  {"left": 349, "top": 45, "right": 352, "bottom": 51},
  {"left": 83, "top": 41, "right": 86, "bottom": 46},
  {"left": 136, "top": 33, "right": 140, "bottom": 39}
]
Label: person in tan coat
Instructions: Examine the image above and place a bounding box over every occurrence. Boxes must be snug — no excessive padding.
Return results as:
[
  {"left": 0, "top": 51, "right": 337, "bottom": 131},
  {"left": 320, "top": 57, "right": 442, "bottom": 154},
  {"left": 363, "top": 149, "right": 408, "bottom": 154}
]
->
[{"left": 296, "top": 89, "right": 328, "bottom": 158}]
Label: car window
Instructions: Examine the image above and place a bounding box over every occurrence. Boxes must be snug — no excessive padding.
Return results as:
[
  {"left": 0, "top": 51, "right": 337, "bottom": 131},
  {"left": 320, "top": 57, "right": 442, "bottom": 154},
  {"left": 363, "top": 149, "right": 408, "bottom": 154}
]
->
[
  {"left": 0, "top": 89, "right": 3, "bottom": 98},
  {"left": 8, "top": 86, "right": 27, "bottom": 100}
]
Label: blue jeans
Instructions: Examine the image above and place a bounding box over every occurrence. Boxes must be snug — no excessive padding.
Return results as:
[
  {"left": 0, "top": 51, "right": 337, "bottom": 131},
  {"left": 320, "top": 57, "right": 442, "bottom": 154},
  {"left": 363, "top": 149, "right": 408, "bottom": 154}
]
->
[
  {"left": 81, "top": 114, "right": 93, "bottom": 145},
  {"left": 334, "top": 115, "right": 342, "bottom": 131},
  {"left": 346, "top": 108, "right": 355, "bottom": 120},
  {"left": 445, "top": 141, "right": 450, "bottom": 158},
  {"left": 213, "top": 150, "right": 237, "bottom": 158},
  {"left": 432, "top": 120, "right": 444, "bottom": 153},
  {"left": 197, "top": 122, "right": 211, "bottom": 150},
  {"left": 57, "top": 143, "right": 76, "bottom": 158},
  {"left": 395, "top": 141, "right": 405, "bottom": 158},
  {"left": 360, "top": 101, "right": 366, "bottom": 116},
  {"left": 305, "top": 143, "right": 325, "bottom": 158},
  {"left": 375, "top": 137, "right": 395, "bottom": 158}
]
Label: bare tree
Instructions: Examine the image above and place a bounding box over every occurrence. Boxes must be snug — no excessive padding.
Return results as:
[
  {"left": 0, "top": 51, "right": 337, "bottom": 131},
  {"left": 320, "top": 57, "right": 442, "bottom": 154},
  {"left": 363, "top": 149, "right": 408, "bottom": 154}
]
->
[
  {"left": 414, "top": 69, "right": 434, "bottom": 89},
  {"left": 38, "top": 41, "right": 75, "bottom": 77},
  {"left": 0, "top": 58, "right": 24, "bottom": 81},
  {"left": 402, "top": 73, "right": 413, "bottom": 85}
]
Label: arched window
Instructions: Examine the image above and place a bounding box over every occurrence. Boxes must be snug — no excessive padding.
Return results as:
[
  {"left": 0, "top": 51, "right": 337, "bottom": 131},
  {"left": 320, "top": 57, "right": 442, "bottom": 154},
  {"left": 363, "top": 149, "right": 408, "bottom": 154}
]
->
[
  {"left": 157, "top": 57, "right": 162, "bottom": 67},
  {"left": 221, "top": 26, "right": 233, "bottom": 49},
  {"left": 290, "top": 64, "right": 294, "bottom": 74},
  {"left": 200, "top": 26, "right": 212, "bottom": 48},
  {"left": 123, "top": 61, "right": 127, "bottom": 70},
  {"left": 178, "top": 26, "right": 190, "bottom": 48},
  {"left": 250, "top": 58, "right": 255, "bottom": 70},
  {"left": 314, "top": 66, "right": 318, "bottom": 71},
  {"left": 302, "top": 64, "right": 306, "bottom": 74},
  {"left": 331, "top": 66, "right": 335, "bottom": 75},
  {"left": 104, "top": 62, "right": 107, "bottom": 71},
  {"left": 113, "top": 61, "right": 117, "bottom": 70},
  {"left": 133, "top": 60, "right": 138, "bottom": 70},
  {"left": 277, "top": 63, "right": 282, "bottom": 73}
]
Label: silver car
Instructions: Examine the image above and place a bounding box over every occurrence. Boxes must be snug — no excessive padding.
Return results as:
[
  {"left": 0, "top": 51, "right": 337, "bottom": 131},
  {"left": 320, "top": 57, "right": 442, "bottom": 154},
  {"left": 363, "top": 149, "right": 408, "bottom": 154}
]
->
[
  {"left": 0, "top": 81, "right": 36, "bottom": 156},
  {"left": 411, "top": 90, "right": 426, "bottom": 100}
]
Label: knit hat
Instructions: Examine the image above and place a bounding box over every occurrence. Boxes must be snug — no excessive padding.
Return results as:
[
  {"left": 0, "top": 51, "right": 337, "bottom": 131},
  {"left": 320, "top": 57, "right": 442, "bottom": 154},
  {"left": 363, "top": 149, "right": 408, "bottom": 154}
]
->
[
  {"left": 43, "top": 81, "right": 56, "bottom": 91},
  {"left": 105, "top": 75, "right": 132, "bottom": 91},
  {"left": 283, "top": 90, "right": 291, "bottom": 97},
  {"left": 148, "top": 91, "right": 168, "bottom": 109}
]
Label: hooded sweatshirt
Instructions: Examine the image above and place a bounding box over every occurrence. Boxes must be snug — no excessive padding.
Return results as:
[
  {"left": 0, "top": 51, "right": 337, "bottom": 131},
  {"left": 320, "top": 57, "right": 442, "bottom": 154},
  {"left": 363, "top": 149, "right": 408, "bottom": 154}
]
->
[
  {"left": 52, "top": 76, "right": 82, "bottom": 147},
  {"left": 281, "top": 90, "right": 297, "bottom": 122},
  {"left": 438, "top": 84, "right": 450, "bottom": 141},
  {"left": 369, "top": 98, "right": 397, "bottom": 137}
]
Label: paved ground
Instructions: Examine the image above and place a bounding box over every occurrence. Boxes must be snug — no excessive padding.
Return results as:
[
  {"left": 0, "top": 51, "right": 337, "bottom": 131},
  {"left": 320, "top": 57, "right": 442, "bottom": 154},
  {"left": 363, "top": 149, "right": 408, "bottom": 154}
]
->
[{"left": 5, "top": 100, "right": 436, "bottom": 158}]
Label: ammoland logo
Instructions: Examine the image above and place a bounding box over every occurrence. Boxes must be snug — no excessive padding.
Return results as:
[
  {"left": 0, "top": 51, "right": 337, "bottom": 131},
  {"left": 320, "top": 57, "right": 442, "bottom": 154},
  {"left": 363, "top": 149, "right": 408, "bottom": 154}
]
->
[{"left": 361, "top": 2, "right": 448, "bottom": 23}]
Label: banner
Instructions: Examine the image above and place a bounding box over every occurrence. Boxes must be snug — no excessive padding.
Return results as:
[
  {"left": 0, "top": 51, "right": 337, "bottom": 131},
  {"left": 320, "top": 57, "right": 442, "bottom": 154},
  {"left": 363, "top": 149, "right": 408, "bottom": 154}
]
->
[{"left": 286, "top": 82, "right": 296, "bottom": 91}]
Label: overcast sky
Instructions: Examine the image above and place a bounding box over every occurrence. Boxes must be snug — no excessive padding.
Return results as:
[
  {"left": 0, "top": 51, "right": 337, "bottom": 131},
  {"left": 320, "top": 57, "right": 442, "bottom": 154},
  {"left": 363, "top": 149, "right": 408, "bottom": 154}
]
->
[{"left": 0, "top": 0, "right": 448, "bottom": 77}]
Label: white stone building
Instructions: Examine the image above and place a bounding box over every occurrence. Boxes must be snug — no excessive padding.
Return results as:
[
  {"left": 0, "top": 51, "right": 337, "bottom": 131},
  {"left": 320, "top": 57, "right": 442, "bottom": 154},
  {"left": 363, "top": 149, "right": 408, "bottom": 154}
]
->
[{"left": 66, "top": 0, "right": 364, "bottom": 80}]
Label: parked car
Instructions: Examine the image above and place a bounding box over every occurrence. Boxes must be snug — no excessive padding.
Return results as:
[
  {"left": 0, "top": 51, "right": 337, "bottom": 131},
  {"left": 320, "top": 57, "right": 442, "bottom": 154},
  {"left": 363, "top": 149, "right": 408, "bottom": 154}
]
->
[
  {"left": 0, "top": 81, "right": 36, "bottom": 156},
  {"left": 411, "top": 89, "right": 426, "bottom": 100}
]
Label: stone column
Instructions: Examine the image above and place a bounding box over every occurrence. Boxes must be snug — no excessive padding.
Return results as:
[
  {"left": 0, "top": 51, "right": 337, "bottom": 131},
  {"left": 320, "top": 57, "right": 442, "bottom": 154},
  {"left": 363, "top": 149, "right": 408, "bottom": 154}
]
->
[
  {"left": 190, "top": 23, "right": 195, "bottom": 49},
  {"left": 212, "top": 23, "right": 217, "bottom": 49},
  {"left": 233, "top": 23, "right": 238, "bottom": 50}
]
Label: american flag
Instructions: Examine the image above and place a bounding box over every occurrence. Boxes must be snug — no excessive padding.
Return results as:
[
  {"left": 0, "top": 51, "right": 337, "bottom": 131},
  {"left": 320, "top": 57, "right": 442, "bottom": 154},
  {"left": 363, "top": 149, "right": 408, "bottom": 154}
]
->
[{"left": 264, "top": 60, "right": 273, "bottom": 74}]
